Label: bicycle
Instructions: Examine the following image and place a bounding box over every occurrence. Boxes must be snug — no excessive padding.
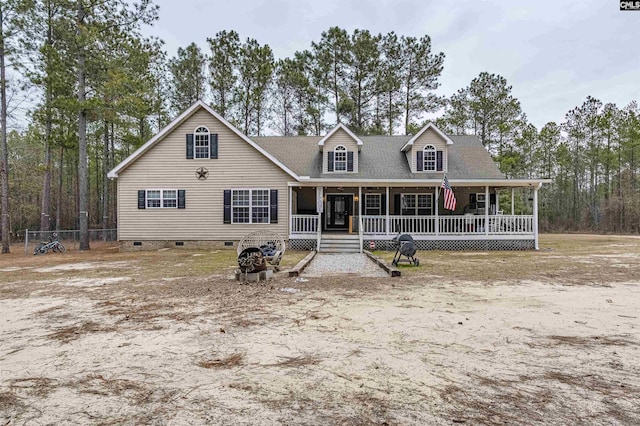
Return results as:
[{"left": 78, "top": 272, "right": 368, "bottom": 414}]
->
[{"left": 34, "top": 233, "right": 67, "bottom": 255}]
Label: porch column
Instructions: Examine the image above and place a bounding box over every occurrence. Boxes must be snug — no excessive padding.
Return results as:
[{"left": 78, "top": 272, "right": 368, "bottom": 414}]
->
[
  {"left": 485, "top": 185, "right": 489, "bottom": 235},
  {"left": 385, "top": 186, "right": 390, "bottom": 237},
  {"left": 358, "top": 186, "right": 363, "bottom": 253},
  {"left": 435, "top": 186, "right": 439, "bottom": 236},
  {"left": 533, "top": 184, "right": 540, "bottom": 250},
  {"left": 289, "top": 185, "right": 293, "bottom": 235},
  {"left": 316, "top": 186, "right": 323, "bottom": 252},
  {"left": 511, "top": 188, "right": 515, "bottom": 215}
]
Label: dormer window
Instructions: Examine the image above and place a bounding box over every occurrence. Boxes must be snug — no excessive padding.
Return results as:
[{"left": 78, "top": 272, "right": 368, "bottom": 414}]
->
[
  {"left": 423, "top": 145, "right": 436, "bottom": 171},
  {"left": 334, "top": 145, "right": 347, "bottom": 172},
  {"left": 326, "top": 141, "right": 355, "bottom": 173},
  {"left": 416, "top": 144, "right": 443, "bottom": 172}
]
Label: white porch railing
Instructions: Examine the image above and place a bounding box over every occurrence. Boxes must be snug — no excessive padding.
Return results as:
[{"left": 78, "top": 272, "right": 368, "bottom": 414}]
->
[
  {"left": 292, "top": 214, "right": 534, "bottom": 236},
  {"left": 358, "top": 215, "right": 533, "bottom": 236},
  {"left": 487, "top": 215, "right": 534, "bottom": 235},
  {"left": 291, "top": 215, "right": 319, "bottom": 234}
]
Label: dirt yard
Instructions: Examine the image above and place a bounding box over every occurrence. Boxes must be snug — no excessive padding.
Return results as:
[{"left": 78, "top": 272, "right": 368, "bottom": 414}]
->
[{"left": 1, "top": 234, "right": 639, "bottom": 425}]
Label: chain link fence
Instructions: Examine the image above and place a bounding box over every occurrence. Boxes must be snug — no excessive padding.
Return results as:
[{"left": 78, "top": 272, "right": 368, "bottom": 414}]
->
[{"left": 24, "top": 229, "right": 117, "bottom": 255}]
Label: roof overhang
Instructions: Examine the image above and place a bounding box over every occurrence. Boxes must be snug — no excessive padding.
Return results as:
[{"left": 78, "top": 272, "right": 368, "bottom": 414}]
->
[
  {"left": 288, "top": 178, "right": 551, "bottom": 187},
  {"left": 400, "top": 122, "right": 454, "bottom": 152},
  {"left": 317, "top": 123, "right": 364, "bottom": 152},
  {"left": 108, "top": 100, "right": 300, "bottom": 180}
]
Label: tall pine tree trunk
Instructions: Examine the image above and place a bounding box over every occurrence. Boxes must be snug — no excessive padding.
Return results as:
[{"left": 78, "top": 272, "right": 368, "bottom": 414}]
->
[
  {"left": 40, "top": 99, "right": 52, "bottom": 232},
  {"left": 0, "top": 4, "right": 10, "bottom": 253},
  {"left": 77, "top": 2, "right": 90, "bottom": 250},
  {"left": 56, "top": 145, "right": 63, "bottom": 231},
  {"left": 40, "top": 126, "right": 51, "bottom": 231},
  {"left": 40, "top": 5, "right": 54, "bottom": 233},
  {"left": 102, "top": 120, "right": 109, "bottom": 241}
]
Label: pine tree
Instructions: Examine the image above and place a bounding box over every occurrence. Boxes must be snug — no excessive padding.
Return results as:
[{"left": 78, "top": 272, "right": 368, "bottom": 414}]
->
[
  {"left": 312, "top": 27, "right": 351, "bottom": 125},
  {"left": 208, "top": 30, "right": 239, "bottom": 118},
  {"left": 169, "top": 42, "right": 207, "bottom": 114},
  {"left": 400, "top": 35, "right": 444, "bottom": 134}
]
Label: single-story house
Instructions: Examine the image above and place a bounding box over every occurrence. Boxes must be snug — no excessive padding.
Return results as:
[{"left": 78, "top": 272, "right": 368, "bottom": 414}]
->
[{"left": 108, "top": 100, "right": 548, "bottom": 252}]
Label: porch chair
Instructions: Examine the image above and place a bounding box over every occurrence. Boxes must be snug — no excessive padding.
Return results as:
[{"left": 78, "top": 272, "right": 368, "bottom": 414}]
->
[{"left": 237, "top": 231, "right": 286, "bottom": 271}]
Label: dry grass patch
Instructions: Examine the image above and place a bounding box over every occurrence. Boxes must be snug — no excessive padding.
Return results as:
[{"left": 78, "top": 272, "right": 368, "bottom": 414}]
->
[
  {"left": 546, "top": 334, "right": 637, "bottom": 347},
  {"left": 48, "top": 321, "right": 118, "bottom": 343},
  {"left": 373, "top": 234, "right": 640, "bottom": 284},
  {"left": 269, "top": 354, "right": 321, "bottom": 368},
  {"left": 9, "top": 377, "right": 57, "bottom": 398},
  {"left": 0, "top": 391, "right": 19, "bottom": 410},
  {"left": 197, "top": 353, "right": 245, "bottom": 369},
  {"left": 74, "top": 374, "right": 159, "bottom": 405}
]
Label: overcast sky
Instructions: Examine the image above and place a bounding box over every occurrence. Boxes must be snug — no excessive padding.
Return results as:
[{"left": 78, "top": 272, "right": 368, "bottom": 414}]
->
[{"left": 144, "top": 0, "right": 640, "bottom": 129}]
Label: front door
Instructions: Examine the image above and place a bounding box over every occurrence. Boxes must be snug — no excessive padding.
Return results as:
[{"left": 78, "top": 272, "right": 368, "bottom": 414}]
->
[{"left": 326, "top": 194, "right": 353, "bottom": 230}]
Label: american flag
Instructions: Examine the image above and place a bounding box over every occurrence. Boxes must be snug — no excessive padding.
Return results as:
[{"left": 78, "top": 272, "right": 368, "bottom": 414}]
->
[{"left": 441, "top": 176, "right": 456, "bottom": 211}]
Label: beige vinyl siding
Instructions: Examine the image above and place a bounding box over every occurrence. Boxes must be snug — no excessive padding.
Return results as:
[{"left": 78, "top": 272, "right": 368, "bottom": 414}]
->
[
  {"left": 117, "top": 108, "right": 291, "bottom": 241},
  {"left": 410, "top": 128, "right": 448, "bottom": 173},
  {"left": 322, "top": 128, "right": 359, "bottom": 173}
]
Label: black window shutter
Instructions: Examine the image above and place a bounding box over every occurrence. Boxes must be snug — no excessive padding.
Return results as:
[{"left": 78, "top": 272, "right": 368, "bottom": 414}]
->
[
  {"left": 270, "top": 189, "right": 278, "bottom": 223},
  {"left": 327, "top": 152, "right": 334, "bottom": 172},
  {"left": 416, "top": 151, "right": 424, "bottom": 171},
  {"left": 347, "top": 151, "right": 354, "bottom": 172},
  {"left": 186, "top": 134, "right": 194, "bottom": 159},
  {"left": 178, "top": 190, "right": 186, "bottom": 209},
  {"left": 138, "top": 190, "right": 146, "bottom": 209},
  {"left": 210, "top": 133, "right": 218, "bottom": 159},
  {"left": 381, "top": 194, "right": 386, "bottom": 215},
  {"left": 436, "top": 151, "right": 443, "bottom": 171},
  {"left": 394, "top": 194, "right": 401, "bottom": 215},
  {"left": 223, "top": 190, "right": 231, "bottom": 224}
]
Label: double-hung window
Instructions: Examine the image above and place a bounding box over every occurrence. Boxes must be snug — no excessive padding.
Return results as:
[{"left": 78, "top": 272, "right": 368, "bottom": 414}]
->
[
  {"left": 365, "top": 194, "right": 381, "bottom": 215},
  {"left": 334, "top": 145, "right": 347, "bottom": 172},
  {"left": 232, "top": 189, "right": 270, "bottom": 224},
  {"left": 194, "top": 126, "right": 210, "bottom": 159},
  {"left": 146, "top": 190, "right": 178, "bottom": 209},
  {"left": 423, "top": 145, "right": 436, "bottom": 171},
  {"left": 401, "top": 193, "right": 433, "bottom": 215}
]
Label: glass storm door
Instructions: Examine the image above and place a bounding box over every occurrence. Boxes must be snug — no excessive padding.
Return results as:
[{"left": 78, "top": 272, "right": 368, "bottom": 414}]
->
[{"left": 326, "top": 195, "right": 352, "bottom": 229}]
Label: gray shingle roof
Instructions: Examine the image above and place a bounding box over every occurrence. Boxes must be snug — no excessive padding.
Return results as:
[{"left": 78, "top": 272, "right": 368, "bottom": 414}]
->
[{"left": 252, "top": 134, "right": 505, "bottom": 180}]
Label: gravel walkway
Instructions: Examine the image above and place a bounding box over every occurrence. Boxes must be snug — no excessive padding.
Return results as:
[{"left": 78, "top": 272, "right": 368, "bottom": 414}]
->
[{"left": 302, "top": 253, "right": 388, "bottom": 277}]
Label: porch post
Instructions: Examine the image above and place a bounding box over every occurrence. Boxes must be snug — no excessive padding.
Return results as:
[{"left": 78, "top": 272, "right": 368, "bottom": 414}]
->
[
  {"left": 511, "top": 188, "right": 515, "bottom": 215},
  {"left": 533, "top": 184, "right": 539, "bottom": 250},
  {"left": 316, "top": 186, "right": 323, "bottom": 252},
  {"left": 358, "top": 186, "right": 363, "bottom": 253},
  {"left": 385, "top": 186, "right": 390, "bottom": 237},
  {"left": 485, "top": 185, "right": 489, "bottom": 235},
  {"left": 434, "top": 186, "right": 439, "bottom": 236},
  {"left": 288, "top": 185, "right": 293, "bottom": 235}
]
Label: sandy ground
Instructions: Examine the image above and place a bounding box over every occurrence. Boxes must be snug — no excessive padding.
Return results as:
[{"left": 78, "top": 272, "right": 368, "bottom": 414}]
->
[{"left": 1, "top": 235, "right": 640, "bottom": 425}]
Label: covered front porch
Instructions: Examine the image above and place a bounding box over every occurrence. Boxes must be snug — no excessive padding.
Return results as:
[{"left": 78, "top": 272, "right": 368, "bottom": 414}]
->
[{"left": 288, "top": 181, "right": 541, "bottom": 251}]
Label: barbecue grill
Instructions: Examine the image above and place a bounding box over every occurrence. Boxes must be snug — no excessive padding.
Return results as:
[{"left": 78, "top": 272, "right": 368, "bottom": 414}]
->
[{"left": 391, "top": 234, "right": 420, "bottom": 267}]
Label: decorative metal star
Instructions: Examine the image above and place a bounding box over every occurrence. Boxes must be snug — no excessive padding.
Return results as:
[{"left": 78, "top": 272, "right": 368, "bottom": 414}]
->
[{"left": 196, "top": 167, "right": 209, "bottom": 180}]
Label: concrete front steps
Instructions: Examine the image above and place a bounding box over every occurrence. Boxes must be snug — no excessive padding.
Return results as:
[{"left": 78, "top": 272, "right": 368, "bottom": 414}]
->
[{"left": 319, "top": 233, "right": 361, "bottom": 253}]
